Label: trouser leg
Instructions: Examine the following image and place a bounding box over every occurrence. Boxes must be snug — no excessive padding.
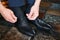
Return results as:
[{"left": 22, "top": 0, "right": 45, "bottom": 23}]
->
[{"left": 10, "top": 7, "right": 35, "bottom": 36}]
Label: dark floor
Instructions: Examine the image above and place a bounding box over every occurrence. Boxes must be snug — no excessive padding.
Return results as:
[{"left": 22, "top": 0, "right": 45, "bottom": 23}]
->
[{"left": 0, "top": 25, "right": 57, "bottom": 40}]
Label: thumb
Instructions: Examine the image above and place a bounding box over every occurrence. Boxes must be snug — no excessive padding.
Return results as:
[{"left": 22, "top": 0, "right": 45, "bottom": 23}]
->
[{"left": 26, "top": 14, "right": 29, "bottom": 17}]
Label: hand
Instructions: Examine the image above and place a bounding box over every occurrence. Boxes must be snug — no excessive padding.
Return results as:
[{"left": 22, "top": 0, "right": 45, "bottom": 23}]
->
[
  {"left": 26, "top": 5, "right": 39, "bottom": 20},
  {"left": 0, "top": 8, "right": 17, "bottom": 23}
]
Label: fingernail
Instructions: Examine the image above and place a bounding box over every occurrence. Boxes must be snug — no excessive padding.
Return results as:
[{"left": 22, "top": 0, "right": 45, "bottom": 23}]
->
[{"left": 26, "top": 14, "right": 28, "bottom": 16}]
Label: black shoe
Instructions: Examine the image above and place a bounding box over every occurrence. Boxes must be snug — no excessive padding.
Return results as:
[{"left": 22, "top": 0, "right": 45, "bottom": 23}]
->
[
  {"left": 10, "top": 7, "right": 35, "bottom": 36},
  {"left": 30, "top": 18, "right": 54, "bottom": 33},
  {"left": 30, "top": 18, "right": 60, "bottom": 39}
]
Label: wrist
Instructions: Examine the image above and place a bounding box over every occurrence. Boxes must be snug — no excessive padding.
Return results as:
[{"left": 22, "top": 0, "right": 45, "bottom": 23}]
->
[
  {"left": 34, "top": 0, "right": 41, "bottom": 7},
  {"left": 0, "top": 6, "right": 6, "bottom": 14},
  {"left": 0, "top": 2, "right": 6, "bottom": 13}
]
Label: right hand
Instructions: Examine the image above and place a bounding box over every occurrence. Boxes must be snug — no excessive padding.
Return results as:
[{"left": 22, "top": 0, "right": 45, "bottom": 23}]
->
[{"left": 0, "top": 8, "right": 17, "bottom": 23}]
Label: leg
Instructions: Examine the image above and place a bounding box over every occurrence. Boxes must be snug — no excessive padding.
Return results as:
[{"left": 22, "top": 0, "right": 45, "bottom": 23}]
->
[{"left": 10, "top": 7, "right": 35, "bottom": 36}]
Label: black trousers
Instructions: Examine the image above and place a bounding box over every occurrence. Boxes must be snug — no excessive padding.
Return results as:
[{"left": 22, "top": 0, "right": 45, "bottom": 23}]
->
[
  {"left": 8, "top": 0, "right": 35, "bottom": 7},
  {"left": 10, "top": 5, "right": 32, "bottom": 27}
]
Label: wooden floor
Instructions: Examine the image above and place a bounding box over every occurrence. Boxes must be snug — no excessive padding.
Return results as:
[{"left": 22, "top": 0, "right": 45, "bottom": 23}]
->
[
  {"left": 39, "top": 2, "right": 60, "bottom": 33},
  {"left": 0, "top": 25, "right": 57, "bottom": 40}
]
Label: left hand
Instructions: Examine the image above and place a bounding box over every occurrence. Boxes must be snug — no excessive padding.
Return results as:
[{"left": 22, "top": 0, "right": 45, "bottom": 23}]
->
[{"left": 26, "top": 5, "right": 39, "bottom": 20}]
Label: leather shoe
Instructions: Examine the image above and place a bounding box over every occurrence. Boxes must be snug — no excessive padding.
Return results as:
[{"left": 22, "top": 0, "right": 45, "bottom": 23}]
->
[{"left": 30, "top": 18, "right": 54, "bottom": 33}]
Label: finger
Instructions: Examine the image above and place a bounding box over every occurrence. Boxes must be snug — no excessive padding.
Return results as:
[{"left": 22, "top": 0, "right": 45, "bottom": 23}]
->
[
  {"left": 28, "top": 10, "right": 33, "bottom": 18},
  {"left": 6, "top": 13, "right": 17, "bottom": 23},
  {"left": 11, "top": 12, "right": 17, "bottom": 22},
  {"left": 11, "top": 12, "right": 17, "bottom": 19},
  {"left": 1, "top": 13, "right": 15, "bottom": 23},
  {"left": 9, "top": 18, "right": 16, "bottom": 23},
  {"left": 27, "top": 17, "right": 36, "bottom": 20},
  {"left": 28, "top": 13, "right": 39, "bottom": 20},
  {"left": 27, "top": 13, "right": 35, "bottom": 20},
  {"left": 8, "top": 16, "right": 16, "bottom": 23},
  {"left": 31, "top": 14, "right": 37, "bottom": 19},
  {"left": 5, "top": 16, "right": 15, "bottom": 23},
  {"left": 27, "top": 15, "right": 36, "bottom": 20},
  {"left": 26, "top": 14, "right": 29, "bottom": 17}
]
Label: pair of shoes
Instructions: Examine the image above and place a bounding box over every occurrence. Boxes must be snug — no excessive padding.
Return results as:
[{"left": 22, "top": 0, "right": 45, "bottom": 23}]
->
[{"left": 11, "top": 7, "right": 35, "bottom": 36}]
